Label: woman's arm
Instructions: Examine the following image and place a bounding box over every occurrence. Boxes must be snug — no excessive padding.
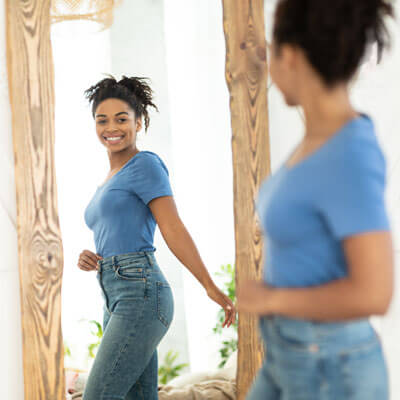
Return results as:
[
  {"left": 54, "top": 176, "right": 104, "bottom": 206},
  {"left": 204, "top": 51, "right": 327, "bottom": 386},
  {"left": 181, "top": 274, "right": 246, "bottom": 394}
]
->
[
  {"left": 148, "top": 196, "right": 236, "bottom": 327},
  {"left": 237, "top": 231, "right": 394, "bottom": 321}
]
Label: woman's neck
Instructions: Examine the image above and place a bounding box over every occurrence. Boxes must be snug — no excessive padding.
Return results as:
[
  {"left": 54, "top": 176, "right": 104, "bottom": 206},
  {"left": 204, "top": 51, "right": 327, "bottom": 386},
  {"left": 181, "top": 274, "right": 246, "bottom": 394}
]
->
[
  {"left": 107, "top": 146, "right": 139, "bottom": 171},
  {"left": 300, "top": 81, "right": 358, "bottom": 141}
]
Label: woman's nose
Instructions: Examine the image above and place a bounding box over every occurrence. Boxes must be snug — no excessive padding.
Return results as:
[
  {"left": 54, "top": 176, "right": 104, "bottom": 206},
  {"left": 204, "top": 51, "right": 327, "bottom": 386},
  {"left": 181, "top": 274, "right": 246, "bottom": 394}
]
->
[{"left": 106, "top": 125, "right": 118, "bottom": 132}]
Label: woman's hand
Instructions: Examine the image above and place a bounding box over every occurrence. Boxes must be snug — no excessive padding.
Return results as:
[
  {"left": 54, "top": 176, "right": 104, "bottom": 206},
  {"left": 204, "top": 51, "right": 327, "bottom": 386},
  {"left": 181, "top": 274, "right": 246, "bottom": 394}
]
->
[
  {"left": 237, "top": 279, "right": 273, "bottom": 315},
  {"left": 77, "top": 249, "right": 103, "bottom": 272},
  {"left": 206, "top": 284, "right": 237, "bottom": 328}
]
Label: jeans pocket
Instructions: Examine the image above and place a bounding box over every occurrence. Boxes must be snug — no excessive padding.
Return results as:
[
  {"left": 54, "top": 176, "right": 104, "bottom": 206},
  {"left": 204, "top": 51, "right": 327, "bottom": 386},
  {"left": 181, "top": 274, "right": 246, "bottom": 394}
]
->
[
  {"left": 114, "top": 264, "right": 146, "bottom": 281},
  {"left": 156, "top": 281, "right": 174, "bottom": 328},
  {"left": 339, "top": 339, "right": 388, "bottom": 399},
  {"left": 272, "top": 320, "right": 315, "bottom": 352}
]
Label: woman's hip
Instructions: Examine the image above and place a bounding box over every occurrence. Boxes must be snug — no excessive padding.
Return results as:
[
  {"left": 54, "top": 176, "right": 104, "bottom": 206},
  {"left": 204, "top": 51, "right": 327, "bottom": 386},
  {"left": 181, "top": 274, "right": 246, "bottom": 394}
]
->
[
  {"left": 257, "top": 315, "right": 388, "bottom": 398},
  {"left": 259, "top": 315, "right": 380, "bottom": 354},
  {"left": 96, "top": 250, "right": 174, "bottom": 328},
  {"left": 97, "top": 250, "right": 168, "bottom": 293}
]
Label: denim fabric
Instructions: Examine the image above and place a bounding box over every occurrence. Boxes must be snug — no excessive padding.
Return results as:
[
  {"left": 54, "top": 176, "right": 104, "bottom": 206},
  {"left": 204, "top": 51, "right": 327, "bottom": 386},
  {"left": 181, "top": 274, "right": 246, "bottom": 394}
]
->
[
  {"left": 246, "top": 315, "right": 388, "bottom": 400},
  {"left": 82, "top": 250, "right": 174, "bottom": 400}
]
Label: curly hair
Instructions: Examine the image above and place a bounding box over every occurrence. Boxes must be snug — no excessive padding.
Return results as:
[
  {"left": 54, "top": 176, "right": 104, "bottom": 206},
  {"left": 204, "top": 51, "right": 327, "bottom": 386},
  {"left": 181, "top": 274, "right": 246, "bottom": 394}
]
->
[
  {"left": 273, "top": 0, "right": 395, "bottom": 86},
  {"left": 84, "top": 74, "right": 158, "bottom": 132}
]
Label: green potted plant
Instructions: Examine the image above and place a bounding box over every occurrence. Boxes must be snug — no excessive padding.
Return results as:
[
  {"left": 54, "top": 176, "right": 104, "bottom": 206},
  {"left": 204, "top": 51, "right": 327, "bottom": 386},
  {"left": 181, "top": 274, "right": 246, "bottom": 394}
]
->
[
  {"left": 158, "top": 350, "right": 189, "bottom": 385},
  {"left": 87, "top": 319, "right": 103, "bottom": 359}
]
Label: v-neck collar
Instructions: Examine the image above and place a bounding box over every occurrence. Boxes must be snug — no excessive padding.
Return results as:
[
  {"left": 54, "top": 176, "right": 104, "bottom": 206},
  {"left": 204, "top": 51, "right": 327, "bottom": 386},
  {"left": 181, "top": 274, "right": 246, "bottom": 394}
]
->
[{"left": 282, "top": 113, "right": 370, "bottom": 173}]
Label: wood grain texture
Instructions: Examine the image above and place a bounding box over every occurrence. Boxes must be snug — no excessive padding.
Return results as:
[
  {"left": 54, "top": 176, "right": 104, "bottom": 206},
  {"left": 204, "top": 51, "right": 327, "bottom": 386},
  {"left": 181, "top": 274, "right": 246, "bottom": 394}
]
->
[
  {"left": 221, "top": 1, "right": 271, "bottom": 398},
  {"left": 5, "top": 0, "right": 65, "bottom": 398}
]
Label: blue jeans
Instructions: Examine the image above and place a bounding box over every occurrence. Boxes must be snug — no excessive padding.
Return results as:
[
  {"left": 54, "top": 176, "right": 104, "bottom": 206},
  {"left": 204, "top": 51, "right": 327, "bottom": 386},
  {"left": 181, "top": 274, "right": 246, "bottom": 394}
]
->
[
  {"left": 246, "top": 315, "right": 388, "bottom": 400},
  {"left": 82, "top": 250, "right": 174, "bottom": 400}
]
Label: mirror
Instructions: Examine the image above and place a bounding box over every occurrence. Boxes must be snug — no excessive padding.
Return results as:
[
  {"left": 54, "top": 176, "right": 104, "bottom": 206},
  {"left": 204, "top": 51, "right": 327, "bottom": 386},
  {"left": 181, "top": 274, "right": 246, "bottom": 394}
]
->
[{"left": 52, "top": 1, "right": 238, "bottom": 397}]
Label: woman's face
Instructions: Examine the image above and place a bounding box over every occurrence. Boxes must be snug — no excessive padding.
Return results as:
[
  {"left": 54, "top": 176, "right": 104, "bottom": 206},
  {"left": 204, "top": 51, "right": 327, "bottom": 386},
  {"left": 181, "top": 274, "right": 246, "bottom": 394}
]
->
[
  {"left": 94, "top": 98, "right": 142, "bottom": 152},
  {"left": 269, "top": 39, "right": 301, "bottom": 107}
]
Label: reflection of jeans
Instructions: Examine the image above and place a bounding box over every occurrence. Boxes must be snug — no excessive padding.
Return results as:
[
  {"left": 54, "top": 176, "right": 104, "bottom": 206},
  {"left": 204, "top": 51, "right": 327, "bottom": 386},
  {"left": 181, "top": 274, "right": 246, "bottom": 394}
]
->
[
  {"left": 82, "top": 250, "right": 174, "bottom": 400},
  {"left": 246, "top": 315, "right": 388, "bottom": 400}
]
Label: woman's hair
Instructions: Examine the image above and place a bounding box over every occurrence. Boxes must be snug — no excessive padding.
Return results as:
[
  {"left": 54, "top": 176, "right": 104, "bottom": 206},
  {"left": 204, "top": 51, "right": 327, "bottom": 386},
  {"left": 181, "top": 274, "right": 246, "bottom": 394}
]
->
[
  {"left": 84, "top": 75, "right": 158, "bottom": 131},
  {"left": 273, "top": 0, "right": 394, "bottom": 86}
]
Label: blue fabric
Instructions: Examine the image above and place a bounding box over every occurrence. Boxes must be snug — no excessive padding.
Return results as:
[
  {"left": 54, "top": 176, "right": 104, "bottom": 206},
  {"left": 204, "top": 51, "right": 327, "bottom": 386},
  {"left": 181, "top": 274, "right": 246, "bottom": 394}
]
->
[
  {"left": 82, "top": 251, "right": 174, "bottom": 400},
  {"left": 256, "top": 114, "right": 390, "bottom": 287},
  {"left": 246, "top": 316, "right": 388, "bottom": 400},
  {"left": 84, "top": 151, "right": 173, "bottom": 258}
]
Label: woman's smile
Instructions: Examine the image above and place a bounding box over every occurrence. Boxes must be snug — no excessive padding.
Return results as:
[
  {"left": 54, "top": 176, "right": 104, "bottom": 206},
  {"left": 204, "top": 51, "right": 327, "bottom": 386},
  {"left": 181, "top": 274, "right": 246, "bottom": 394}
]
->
[{"left": 103, "top": 134, "right": 126, "bottom": 144}]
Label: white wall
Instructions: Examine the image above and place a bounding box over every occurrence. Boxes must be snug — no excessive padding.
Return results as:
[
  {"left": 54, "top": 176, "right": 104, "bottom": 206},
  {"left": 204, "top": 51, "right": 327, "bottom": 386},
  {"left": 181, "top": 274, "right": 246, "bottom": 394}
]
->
[
  {"left": 0, "top": 0, "right": 25, "bottom": 398},
  {"left": 164, "top": 0, "right": 235, "bottom": 371}
]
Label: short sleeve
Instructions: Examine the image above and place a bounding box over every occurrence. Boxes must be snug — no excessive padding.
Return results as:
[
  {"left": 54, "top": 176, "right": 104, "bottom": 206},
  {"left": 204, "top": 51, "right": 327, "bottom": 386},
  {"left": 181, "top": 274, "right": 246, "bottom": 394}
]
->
[
  {"left": 318, "top": 138, "right": 390, "bottom": 240},
  {"left": 128, "top": 153, "right": 173, "bottom": 205}
]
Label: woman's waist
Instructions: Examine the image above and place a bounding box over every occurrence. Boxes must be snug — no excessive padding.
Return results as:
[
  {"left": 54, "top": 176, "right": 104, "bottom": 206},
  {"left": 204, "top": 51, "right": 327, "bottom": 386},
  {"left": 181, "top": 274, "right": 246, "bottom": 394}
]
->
[
  {"left": 97, "top": 250, "right": 157, "bottom": 271},
  {"left": 261, "top": 314, "right": 378, "bottom": 350},
  {"left": 96, "top": 250, "right": 170, "bottom": 288},
  {"left": 97, "top": 243, "right": 156, "bottom": 259}
]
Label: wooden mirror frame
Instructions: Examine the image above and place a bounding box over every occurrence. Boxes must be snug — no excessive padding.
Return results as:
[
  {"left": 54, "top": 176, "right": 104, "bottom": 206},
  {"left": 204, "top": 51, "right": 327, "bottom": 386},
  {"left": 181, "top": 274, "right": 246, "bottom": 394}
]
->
[
  {"left": 6, "top": 0, "right": 65, "bottom": 398},
  {"left": 6, "top": 1, "right": 270, "bottom": 398},
  {"left": 222, "top": 1, "right": 271, "bottom": 398}
]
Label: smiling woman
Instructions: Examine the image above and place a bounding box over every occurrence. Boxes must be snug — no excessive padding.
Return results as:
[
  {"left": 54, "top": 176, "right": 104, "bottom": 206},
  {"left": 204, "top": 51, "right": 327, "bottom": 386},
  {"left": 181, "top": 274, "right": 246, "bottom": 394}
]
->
[
  {"left": 83, "top": 76, "right": 158, "bottom": 185},
  {"left": 78, "top": 75, "right": 236, "bottom": 399}
]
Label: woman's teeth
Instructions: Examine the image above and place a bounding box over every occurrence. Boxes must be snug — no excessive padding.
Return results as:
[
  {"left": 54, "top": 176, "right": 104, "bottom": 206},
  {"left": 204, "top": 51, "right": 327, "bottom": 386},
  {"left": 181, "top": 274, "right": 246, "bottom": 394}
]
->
[{"left": 105, "top": 136, "right": 124, "bottom": 143}]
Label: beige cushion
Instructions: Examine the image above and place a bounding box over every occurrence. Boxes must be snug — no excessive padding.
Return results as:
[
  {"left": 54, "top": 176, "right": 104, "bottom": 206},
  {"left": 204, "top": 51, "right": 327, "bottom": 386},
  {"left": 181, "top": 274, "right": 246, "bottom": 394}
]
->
[
  {"left": 168, "top": 350, "right": 237, "bottom": 387},
  {"left": 159, "top": 378, "right": 236, "bottom": 400}
]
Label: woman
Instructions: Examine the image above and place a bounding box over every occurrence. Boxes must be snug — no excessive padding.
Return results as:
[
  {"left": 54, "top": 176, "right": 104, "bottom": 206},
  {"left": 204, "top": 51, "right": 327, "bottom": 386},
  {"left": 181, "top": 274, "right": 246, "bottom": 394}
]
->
[
  {"left": 237, "top": 0, "right": 395, "bottom": 399},
  {"left": 78, "top": 75, "right": 236, "bottom": 399}
]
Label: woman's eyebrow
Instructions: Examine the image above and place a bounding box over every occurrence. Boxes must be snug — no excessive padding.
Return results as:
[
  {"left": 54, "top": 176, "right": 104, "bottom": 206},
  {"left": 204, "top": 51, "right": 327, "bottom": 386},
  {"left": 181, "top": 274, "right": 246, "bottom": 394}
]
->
[{"left": 95, "top": 111, "right": 129, "bottom": 118}]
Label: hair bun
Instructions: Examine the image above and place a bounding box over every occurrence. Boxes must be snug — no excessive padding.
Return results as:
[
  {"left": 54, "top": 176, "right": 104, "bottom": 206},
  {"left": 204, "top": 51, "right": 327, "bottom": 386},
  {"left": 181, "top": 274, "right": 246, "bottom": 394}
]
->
[
  {"left": 273, "top": 0, "right": 394, "bottom": 85},
  {"left": 118, "top": 76, "right": 158, "bottom": 112},
  {"left": 359, "top": 0, "right": 394, "bottom": 61}
]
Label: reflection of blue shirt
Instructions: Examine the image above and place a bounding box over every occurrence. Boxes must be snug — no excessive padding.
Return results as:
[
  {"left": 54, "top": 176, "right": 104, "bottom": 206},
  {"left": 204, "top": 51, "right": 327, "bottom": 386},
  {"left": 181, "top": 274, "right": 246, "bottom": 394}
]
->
[
  {"left": 256, "top": 115, "right": 390, "bottom": 288},
  {"left": 84, "top": 151, "right": 173, "bottom": 258}
]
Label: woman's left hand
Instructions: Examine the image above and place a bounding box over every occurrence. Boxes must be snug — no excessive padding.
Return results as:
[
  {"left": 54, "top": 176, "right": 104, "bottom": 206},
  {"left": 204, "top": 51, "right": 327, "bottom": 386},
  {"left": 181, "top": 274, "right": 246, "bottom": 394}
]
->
[
  {"left": 206, "top": 285, "right": 237, "bottom": 328},
  {"left": 237, "top": 280, "right": 273, "bottom": 315}
]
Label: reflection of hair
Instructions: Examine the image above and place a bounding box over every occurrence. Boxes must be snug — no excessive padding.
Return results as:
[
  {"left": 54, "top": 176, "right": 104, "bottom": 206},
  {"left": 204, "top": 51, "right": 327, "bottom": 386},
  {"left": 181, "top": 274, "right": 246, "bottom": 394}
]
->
[
  {"left": 84, "top": 75, "right": 158, "bottom": 131},
  {"left": 273, "top": 0, "right": 394, "bottom": 86}
]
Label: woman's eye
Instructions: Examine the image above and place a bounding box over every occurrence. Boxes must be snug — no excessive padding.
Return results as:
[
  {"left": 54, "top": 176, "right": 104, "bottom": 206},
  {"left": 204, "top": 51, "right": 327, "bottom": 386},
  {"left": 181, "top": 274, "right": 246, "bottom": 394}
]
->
[
  {"left": 97, "top": 120, "right": 106, "bottom": 124},
  {"left": 118, "top": 118, "right": 126, "bottom": 123}
]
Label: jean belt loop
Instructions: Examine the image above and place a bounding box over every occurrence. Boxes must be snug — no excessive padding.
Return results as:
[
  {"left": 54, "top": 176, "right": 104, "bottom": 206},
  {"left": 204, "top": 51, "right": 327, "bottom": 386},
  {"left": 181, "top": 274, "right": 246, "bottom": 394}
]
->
[
  {"left": 112, "top": 255, "right": 116, "bottom": 270},
  {"left": 145, "top": 251, "right": 153, "bottom": 267}
]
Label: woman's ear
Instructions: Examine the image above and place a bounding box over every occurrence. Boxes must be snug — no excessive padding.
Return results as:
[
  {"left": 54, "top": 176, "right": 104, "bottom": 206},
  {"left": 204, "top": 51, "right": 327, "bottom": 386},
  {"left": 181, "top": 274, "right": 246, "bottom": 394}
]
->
[
  {"left": 135, "top": 117, "right": 143, "bottom": 133},
  {"left": 280, "top": 43, "right": 298, "bottom": 71}
]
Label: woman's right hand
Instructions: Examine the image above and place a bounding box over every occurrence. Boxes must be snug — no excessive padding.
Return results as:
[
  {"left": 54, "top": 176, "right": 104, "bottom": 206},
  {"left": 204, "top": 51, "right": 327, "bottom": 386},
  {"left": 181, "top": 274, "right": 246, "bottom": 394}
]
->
[{"left": 77, "top": 249, "right": 103, "bottom": 272}]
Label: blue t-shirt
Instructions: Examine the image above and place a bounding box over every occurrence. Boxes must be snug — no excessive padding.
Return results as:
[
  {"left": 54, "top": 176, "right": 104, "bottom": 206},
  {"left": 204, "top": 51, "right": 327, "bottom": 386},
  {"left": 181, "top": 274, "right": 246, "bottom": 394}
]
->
[
  {"left": 256, "top": 114, "right": 390, "bottom": 288},
  {"left": 84, "top": 151, "right": 173, "bottom": 258}
]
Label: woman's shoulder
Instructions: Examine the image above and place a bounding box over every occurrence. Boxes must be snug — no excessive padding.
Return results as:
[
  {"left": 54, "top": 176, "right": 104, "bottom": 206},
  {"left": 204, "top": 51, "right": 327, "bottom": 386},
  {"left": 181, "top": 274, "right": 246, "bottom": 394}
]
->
[
  {"left": 127, "top": 150, "right": 169, "bottom": 174},
  {"left": 321, "top": 115, "right": 387, "bottom": 189},
  {"left": 333, "top": 114, "right": 385, "bottom": 168}
]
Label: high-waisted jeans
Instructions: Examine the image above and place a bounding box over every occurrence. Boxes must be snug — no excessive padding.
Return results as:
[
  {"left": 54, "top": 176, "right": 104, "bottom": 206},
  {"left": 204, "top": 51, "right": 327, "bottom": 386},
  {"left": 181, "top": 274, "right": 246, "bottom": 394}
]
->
[
  {"left": 82, "top": 250, "right": 174, "bottom": 400},
  {"left": 246, "top": 315, "right": 388, "bottom": 400}
]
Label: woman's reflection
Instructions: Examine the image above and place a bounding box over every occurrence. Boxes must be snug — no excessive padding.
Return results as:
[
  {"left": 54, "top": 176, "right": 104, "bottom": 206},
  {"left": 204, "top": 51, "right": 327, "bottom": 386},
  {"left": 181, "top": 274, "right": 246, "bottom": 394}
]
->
[{"left": 77, "top": 75, "right": 237, "bottom": 399}]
